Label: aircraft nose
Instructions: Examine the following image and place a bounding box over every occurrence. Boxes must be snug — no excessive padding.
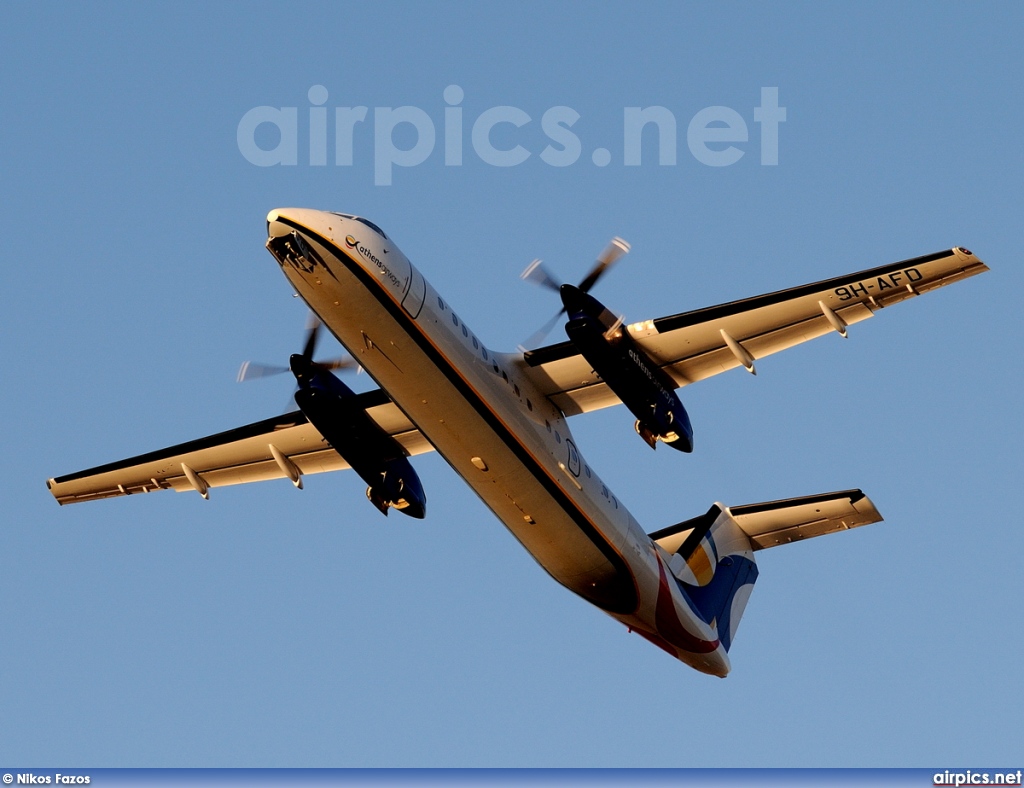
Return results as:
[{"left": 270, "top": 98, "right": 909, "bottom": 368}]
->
[
  {"left": 267, "top": 208, "right": 294, "bottom": 238},
  {"left": 266, "top": 207, "right": 333, "bottom": 237}
]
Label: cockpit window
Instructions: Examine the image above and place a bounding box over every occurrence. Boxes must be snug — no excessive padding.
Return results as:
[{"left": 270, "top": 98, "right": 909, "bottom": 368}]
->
[
  {"left": 328, "top": 213, "right": 389, "bottom": 240},
  {"left": 354, "top": 217, "right": 388, "bottom": 239}
]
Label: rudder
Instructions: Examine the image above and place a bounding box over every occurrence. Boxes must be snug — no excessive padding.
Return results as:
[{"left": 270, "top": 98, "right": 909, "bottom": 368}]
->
[
  {"left": 648, "top": 489, "right": 882, "bottom": 653},
  {"left": 651, "top": 505, "right": 759, "bottom": 652}
]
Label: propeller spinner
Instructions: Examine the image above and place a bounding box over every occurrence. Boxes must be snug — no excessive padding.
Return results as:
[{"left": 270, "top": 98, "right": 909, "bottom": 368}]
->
[
  {"left": 520, "top": 237, "right": 630, "bottom": 348},
  {"left": 237, "top": 314, "right": 359, "bottom": 383}
]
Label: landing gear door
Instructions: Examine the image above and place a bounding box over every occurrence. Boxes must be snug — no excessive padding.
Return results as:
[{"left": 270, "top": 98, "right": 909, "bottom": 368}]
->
[{"left": 402, "top": 267, "right": 426, "bottom": 320}]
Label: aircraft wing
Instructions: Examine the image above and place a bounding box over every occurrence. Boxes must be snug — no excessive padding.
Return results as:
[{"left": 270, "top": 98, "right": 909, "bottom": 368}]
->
[
  {"left": 47, "top": 389, "right": 433, "bottom": 505},
  {"left": 522, "top": 247, "right": 988, "bottom": 415}
]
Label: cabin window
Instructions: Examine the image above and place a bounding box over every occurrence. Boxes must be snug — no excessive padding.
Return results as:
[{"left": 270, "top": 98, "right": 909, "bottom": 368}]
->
[
  {"left": 462, "top": 324, "right": 469, "bottom": 338},
  {"left": 501, "top": 371, "right": 508, "bottom": 383},
  {"left": 481, "top": 347, "right": 488, "bottom": 361},
  {"left": 584, "top": 465, "right": 591, "bottom": 478},
  {"left": 437, "top": 297, "right": 445, "bottom": 310},
  {"left": 513, "top": 384, "right": 520, "bottom": 397},
  {"left": 452, "top": 313, "right": 459, "bottom": 326},
  {"left": 472, "top": 336, "right": 478, "bottom": 350},
  {"left": 493, "top": 363, "right": 500, "bottom": 375},
  {"left": 545, "top": 420, "right": 551, "bottom": 432},
  {"left": 526, "top": 399, "right": 533, "bottom": 411},
  {"left": 555, "top": 431, "right": 561, "bottom": 444}
]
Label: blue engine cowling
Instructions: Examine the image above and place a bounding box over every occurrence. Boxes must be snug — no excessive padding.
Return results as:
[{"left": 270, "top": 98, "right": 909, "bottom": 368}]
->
[
  {"left": 561, "top": 285, "right": 693, "bottom": 453},
  {"left": 292, "top": 357, "right": 426, "bottom": 518}
]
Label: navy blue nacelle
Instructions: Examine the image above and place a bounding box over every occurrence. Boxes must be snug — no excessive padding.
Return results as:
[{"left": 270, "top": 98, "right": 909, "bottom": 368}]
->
[
  {"left": 560, "top": 285, "right": 694, "bottom": 453},
  {"left": 290, "top": 354, "right": 426, "bottom": 518}
]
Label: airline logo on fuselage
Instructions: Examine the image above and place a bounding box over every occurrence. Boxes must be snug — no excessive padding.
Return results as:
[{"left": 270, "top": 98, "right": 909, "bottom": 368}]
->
[{"left": 345, "top": 234, "right": 402, "bottom": 290}]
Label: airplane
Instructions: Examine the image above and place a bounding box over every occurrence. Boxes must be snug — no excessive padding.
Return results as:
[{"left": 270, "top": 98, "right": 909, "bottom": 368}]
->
[{"left": 46, "top": 208, "right": 988, "bottom": 676}]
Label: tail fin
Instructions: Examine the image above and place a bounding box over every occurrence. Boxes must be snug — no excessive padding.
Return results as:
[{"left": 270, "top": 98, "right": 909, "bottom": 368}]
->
[
  {"left": 652, "top": 504, "right": 759, "bottom": 652},
  {"left": 649, "top": 489, "right": 882, "bottom": 652}
]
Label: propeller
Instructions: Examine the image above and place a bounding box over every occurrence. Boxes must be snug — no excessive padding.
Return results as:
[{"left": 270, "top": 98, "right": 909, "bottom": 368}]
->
[
  {"left": 520, "top": 237, "right": 630, "bottom": 348},
  {"left": 237, "top": 313, "right": 359, "bottom": 383}
]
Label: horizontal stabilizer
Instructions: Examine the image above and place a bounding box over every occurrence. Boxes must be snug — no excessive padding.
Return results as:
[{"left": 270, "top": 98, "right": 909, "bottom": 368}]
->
[
  {"left": 650, "top": 489, "right": 882, "bottom": 554},
  {"left": 728, "top": 489, "right": 881, "bottom": 550}
]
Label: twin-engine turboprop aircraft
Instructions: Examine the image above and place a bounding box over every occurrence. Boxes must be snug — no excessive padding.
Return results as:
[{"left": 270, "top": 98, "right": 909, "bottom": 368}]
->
[{"left": 47, "top": 209, "right": 988, "bottom": 676}]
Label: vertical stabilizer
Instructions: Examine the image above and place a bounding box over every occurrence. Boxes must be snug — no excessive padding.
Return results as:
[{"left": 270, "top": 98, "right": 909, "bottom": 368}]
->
[
  {"left": 656, "top": 505, "right": 759, "bottom": 652},
  {"left": 649, "top": 489, "right": 882, "bottom": 653}
]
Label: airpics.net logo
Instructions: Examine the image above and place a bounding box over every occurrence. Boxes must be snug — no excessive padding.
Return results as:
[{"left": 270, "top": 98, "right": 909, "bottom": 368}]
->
[
  {"left": 236, "top": 85, "right": 786, "bottom": 186},
  {"left": 934, "top": 772, "right": 1023, "bottom": 786}
]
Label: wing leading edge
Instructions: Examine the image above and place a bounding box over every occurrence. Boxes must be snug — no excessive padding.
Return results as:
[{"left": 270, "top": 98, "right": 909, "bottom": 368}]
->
[
  {"left": 47, "top": 390, "right": 433, "bottom": 505},
  {"left": 522, "top": 247, "right": 988, "bottom": 415}
]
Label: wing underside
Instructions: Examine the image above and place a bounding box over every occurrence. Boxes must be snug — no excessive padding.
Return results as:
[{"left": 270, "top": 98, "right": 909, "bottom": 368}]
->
[
  {"left": 49, "top": 248, "right": 986, "bottom": 504},
  {"left": 523, "top": 247, "right": 988, "bottom": 415},
  {"left": 47, "top": 391, "right": 433, "bottom": 505}
]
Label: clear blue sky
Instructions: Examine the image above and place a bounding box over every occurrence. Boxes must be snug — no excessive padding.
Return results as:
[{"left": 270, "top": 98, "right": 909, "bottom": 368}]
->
[{"left": 2, "top": 0, "right": 1020, "bottom": 768}]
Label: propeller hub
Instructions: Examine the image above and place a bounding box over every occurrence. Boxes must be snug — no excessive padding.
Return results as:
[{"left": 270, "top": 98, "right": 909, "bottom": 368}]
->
[
  {"left": 238, "top": 313, "right": 355, "bottom": 384},
  {"left": 521, "top": 237, "right": 629, "bottom": 348},
  {"left": 559, "top": 283, "right": 590, "bottom": 317},
  {"left": 289, "top": 352, "right": 315, "bottom": 384}
]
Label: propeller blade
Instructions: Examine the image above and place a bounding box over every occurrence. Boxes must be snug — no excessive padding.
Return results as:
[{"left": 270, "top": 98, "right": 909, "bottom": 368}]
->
[
  {"left": 577, "top": 236, "right": 630, "bottom": 294},
  {"left": 603, "top": 313, "right": 626, "bottom": 341},
  {"left": 301, "top": 314, "right": 322, "bottom": 360},
  {"left": 518, "top": 237, "right": 628, "bottom": 349},
  {"left": 522, "top": 309, "right": 565, "bottom": 350},
  {"left": 239, "top": 312, "right": 361, "bottom": 389},
  {"left": 314, "top": 356, "right": 360, "bottom": 372},
  {"left": 237, "top": 361, "right": 290, "bottom": 382},
  {"left": 520, "top": 259, "right": 562, "bottom": 294}
]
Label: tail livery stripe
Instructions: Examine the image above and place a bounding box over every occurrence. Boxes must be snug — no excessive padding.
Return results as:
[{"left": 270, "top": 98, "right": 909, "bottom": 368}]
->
[
  {"left": 681, "top": 554, "right": 758, "bottom": 652},
  {"left": 653, "top": 555, "right": 720, "bottom": 654},
  {"left": 686, "top": 540, "right": 716, "bottom": 586}
]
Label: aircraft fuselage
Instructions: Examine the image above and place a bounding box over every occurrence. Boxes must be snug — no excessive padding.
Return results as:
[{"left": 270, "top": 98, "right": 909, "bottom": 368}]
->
[{"left": 266, "top": 209, "right": 731, "bottom": 676}]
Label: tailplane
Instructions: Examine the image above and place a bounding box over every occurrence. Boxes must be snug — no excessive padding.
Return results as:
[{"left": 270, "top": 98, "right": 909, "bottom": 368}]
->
[{"left": 649, "top": 489, "right": 882, "bottom": 652}]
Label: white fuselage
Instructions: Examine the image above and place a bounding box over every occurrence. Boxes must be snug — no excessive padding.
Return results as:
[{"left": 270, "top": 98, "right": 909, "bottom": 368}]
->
[{"left": 268, "top": 208, "right": 729, "bottom": 676}]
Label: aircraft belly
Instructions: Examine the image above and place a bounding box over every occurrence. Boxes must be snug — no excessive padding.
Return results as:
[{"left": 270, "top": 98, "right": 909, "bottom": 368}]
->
[{"left": 278, "top": 243, "right": 638, "bottom": 613}]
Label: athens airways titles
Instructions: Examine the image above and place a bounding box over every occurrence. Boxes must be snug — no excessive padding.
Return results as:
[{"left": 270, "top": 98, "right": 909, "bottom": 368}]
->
[
  {"left": 345, "top": 234, "right": 402, "bottom": 288},
  {"left": 628, "top": 346, "right": 668, "bottom": 391}
]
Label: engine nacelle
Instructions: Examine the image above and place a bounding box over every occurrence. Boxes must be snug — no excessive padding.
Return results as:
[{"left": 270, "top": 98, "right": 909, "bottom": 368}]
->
[
  {"left": 561, "top": 285, "right": 693, "bottom": 453},
  {"left": 292, "top": 358, "right": 426, "bottom": 518},
  {"left": 365, "top": 458, "right": 427, "bottom": 518}
]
